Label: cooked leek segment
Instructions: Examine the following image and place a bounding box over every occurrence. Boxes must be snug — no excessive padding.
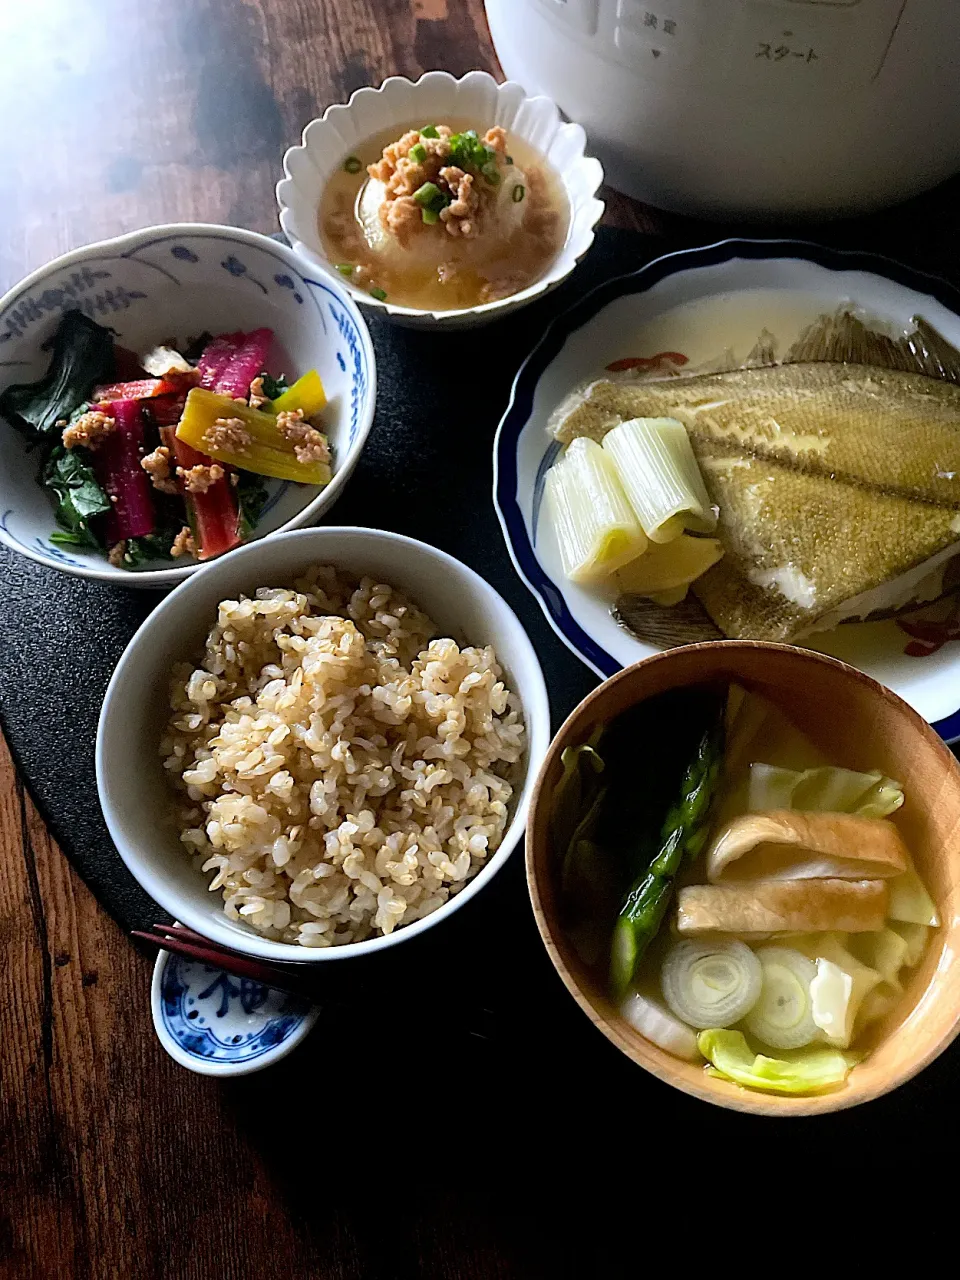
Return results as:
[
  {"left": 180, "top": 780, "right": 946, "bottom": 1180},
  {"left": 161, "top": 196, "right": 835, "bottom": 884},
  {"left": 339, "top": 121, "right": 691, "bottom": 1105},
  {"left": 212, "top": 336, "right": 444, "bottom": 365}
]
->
[
  {"left": 616, "top": 533, "right": 723, "bottom": 600},
  {"left": 660, "top": 939, "right": 761, "bottom": 1030},
  {"left": 602, "top": 417, "right": 716, "bottom": 543},
  {"left": 545, "top": 437, "right": 647, "bottom": 583},
  {"left": 742, "top": 946, "right": 819, "bottom": 1049},
  {"left": 620, "top": 990, "right": 701, "bottom": 1061}
]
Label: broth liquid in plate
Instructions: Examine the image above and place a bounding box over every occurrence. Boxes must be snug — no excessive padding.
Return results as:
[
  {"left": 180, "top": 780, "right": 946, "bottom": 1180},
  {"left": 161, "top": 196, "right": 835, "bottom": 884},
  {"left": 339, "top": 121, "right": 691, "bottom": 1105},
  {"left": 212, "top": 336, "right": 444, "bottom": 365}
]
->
[{"left": 319, "top": 119, "right": 569, "bottom": 311}]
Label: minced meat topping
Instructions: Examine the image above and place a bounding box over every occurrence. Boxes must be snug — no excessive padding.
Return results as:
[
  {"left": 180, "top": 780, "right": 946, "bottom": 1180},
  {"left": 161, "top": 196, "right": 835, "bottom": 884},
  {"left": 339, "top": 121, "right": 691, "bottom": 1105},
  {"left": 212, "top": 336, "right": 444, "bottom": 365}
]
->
[
  {"left": 140, "top": 445, "right": 178, "bottom": 494},
  {"left": 177, "top": 463, "right": 225, "bottom": 494},
  {"left": 247, "top": 376, "right": 267, "bottom": 410},
  {"left": 170, "top": 526, "right": 196, "bottom": 558},
  {"left": 275, "top": 409, "right": 331, "bottom": 467},
  {"left": 203, "top": 417, "right": 251, "bottom": 454},
  {"left": 369, "top": 125, "right": 506, "bottom": 247},
  {"left": 62, "top": 410, "right": 115, "bottom": 451}
]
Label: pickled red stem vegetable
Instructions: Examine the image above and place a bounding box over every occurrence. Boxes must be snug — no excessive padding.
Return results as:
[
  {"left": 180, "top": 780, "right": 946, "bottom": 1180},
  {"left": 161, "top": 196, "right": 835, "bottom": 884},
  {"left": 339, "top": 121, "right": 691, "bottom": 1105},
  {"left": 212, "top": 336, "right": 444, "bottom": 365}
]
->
[
  {"left": 610, "top": 697, "right": 725, "bottom": 998},
  {"left": 96, "top": 399, "right": 156, "bottom": 541},
  {"left": 164, "top": 430, "right": 242, "bottom": 560},
  {"left": 212, "top": 329, "right": 273, "bottom": 399},
  {"left": 196, "top": 334, "right": 243, "bottom": 389},
  {"left": 92, "top": 376, "right": 185, "bottom": 403}
]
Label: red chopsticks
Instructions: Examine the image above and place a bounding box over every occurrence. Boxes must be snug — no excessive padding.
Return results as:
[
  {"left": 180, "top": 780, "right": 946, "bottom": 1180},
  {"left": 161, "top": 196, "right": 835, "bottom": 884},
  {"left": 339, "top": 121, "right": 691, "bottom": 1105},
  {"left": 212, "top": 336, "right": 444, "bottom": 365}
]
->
[{"left": 131, "top": 922, "right": 319, "bottom": 1000}]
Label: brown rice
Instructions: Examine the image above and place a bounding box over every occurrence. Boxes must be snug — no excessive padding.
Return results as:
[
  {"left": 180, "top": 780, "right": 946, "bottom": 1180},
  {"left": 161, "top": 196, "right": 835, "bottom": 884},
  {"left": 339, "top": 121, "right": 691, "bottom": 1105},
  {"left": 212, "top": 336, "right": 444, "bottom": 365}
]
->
[{"left": 160, "top": 566, "right": 525, "bottom": 946}]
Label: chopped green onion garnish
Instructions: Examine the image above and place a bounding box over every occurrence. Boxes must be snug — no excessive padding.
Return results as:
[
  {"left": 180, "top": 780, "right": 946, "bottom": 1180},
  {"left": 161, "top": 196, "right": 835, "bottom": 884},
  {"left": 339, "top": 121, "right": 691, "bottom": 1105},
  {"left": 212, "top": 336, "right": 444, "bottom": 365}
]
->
[
  {"left": 505, "top": 155, "right": 514, "bottom": 165},
  {"left": 343, "top": 155, "right": 362, "bottom": 174},
  {"left": 482, "top": 164, "right": 501, "bottom": 186},
  {"left": 421, "top": 207, "right": 440, "bottom": 225},
  {"left": 414, "top": 181, "right": 443, "bottom": 207},
  {"left": 409, "top": 142, "right": 427, "bottom": 164},
  {"left": 369, "top": 286, "right": 387, "bottom": 301},
  {"left": 512, "top": 184, "right": 525, "bottom": 203},
  {"left": 335, "top": 262, "right": 355, "bottom": 276},
  {"left": 420, "top": 124, "right": 439, "bottom": 139}
]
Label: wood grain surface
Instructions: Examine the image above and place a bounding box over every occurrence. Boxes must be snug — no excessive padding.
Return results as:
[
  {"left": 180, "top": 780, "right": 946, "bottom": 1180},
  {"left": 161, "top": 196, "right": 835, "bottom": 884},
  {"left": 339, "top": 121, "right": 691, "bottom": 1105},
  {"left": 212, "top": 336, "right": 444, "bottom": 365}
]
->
[{"left": 3, "top": 1, "right": 960, "bottom": 1276}]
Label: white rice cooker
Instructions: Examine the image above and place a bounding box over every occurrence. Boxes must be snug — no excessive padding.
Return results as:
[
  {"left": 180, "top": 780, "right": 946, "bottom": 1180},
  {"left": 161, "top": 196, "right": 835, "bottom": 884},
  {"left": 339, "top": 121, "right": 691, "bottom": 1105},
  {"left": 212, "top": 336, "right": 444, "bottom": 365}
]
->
[{"left": 484, "top": 0, "right": 960, "bottom": 219}]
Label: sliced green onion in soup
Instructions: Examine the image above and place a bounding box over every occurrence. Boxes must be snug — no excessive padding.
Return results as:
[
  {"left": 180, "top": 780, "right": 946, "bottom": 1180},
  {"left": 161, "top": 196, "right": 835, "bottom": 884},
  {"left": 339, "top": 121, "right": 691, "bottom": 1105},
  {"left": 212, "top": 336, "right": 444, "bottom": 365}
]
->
[
  {"left": 335, "top": 263, "right": 355, "bottom": 276},
  {"left": 420, "top": 124, "right": 440, "bottom": 138},
  {"left": 409, "top": 142, "right": 427, "bottom": 164},
  {"left": 742, "top": 947, "right": 819, "bottom": 1050},
  {"left": 512, "top": 184, "right": 526, "bottom": 203},
  {"left": 369, "top": 286, "right": 387, "bottom": 301},
  {"left": 660, "top": 939, "right": 762, "bottom": 1029},
  {"left": 414, "top": 181, "right": 444, "bottom": 207},
  {"left": 343, "top": 155, "right": 362, "bottom": 174}
]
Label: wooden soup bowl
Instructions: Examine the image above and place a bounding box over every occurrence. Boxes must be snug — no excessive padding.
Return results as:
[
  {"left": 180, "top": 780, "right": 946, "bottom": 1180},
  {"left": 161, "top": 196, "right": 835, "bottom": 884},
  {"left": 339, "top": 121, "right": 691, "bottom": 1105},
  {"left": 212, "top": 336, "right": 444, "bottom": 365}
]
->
[{"left": 526, "top": 642, "right": 960, "bottom": 1115}]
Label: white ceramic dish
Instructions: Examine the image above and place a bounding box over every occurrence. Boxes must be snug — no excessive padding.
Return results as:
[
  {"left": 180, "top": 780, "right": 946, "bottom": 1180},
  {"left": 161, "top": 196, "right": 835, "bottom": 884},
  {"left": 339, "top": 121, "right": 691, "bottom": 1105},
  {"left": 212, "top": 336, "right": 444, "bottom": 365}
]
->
[
  {"left": 494, "top": 238, "right": 960, "bottom": 742},
  {"left": 0, "top": 225, "right": 376, "bottom": 586},
  {"left": 97, "top": 527, "right": 550, "bottom": 961},
  {"left": 277, "top": 70, "right": 604, "bottom": 329},
  {"left": 152, "top": 945, "right": 320, "bottom": 1077}
]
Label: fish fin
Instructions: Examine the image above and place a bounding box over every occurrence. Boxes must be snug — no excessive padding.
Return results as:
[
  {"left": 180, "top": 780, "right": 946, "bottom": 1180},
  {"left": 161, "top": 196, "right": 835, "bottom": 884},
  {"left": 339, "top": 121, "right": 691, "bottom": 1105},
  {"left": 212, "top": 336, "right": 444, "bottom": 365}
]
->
[
  {"left": 742, "top": 328, "right": 778, "bottom": 368},
  {"left": 613, "top": 593, "right": 724, "bottom": 647},
  {"left": 782, "top": 309, "right": 960, "bottom": 382},
  {"left": 903, "top": 316, "right": 960, "bottom": 383}
]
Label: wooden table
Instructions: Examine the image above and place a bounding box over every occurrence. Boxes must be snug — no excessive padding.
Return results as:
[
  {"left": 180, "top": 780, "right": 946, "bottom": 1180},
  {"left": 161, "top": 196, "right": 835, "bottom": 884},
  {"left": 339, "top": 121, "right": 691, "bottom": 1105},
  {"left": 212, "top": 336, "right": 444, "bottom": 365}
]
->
[{"left": 3, "top": 4, "right": 960, "bottom": 1276}]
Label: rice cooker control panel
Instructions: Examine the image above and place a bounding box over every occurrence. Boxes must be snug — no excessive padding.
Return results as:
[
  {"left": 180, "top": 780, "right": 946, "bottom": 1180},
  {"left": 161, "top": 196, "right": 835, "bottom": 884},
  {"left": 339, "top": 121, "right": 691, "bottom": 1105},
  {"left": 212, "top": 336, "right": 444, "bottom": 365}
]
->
[{"left": 529, "top": 0, "right": 909, "bottom": 95}]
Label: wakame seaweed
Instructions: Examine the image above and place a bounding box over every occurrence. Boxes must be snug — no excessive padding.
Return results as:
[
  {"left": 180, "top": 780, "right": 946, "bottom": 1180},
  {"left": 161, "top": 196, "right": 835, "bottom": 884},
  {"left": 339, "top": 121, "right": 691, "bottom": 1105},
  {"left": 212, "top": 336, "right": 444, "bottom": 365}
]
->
[{"left": 0, "top": 312, "right": 115, "bottom": 440}]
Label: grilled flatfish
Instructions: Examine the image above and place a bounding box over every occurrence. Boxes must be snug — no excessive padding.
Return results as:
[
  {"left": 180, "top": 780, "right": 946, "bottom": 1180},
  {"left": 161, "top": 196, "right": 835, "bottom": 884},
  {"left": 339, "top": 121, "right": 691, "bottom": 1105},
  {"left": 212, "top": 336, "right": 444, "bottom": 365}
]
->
[{"left": 551, "top": 311, "right": 960, "bottom": 643}]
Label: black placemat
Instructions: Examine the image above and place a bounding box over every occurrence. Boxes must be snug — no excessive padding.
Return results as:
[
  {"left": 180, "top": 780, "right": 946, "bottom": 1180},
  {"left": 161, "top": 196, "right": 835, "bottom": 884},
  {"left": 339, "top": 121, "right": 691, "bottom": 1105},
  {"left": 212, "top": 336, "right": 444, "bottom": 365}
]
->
[{"left": 7, "top": 223, "right": 960, "bottom": 1134}]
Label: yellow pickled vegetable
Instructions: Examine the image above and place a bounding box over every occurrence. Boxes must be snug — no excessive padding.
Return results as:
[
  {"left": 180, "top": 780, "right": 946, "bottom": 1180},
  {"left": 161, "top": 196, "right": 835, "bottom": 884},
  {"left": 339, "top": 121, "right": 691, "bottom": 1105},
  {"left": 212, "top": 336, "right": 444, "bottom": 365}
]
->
[
  {"left": 267, "top": 369, "right": 326, "bottom": 418},
  {"left": 176, "top": 388, "right": 331, "bottom": 485}
]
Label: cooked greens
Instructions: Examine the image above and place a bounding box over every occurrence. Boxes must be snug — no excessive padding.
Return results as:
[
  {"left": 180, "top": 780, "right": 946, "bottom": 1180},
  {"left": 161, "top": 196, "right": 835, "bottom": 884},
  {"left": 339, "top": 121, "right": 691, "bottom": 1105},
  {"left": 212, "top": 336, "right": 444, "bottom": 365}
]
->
[
  {"left": 42, "top": 440, "right": 111, "bottom": 548},
  {"left": 610, "top": 692, "right": 725, "bottom": 998},
  {"left": 236, "top": 470, "right": 269, "bottom": 539},
  {"left": 0, "top": 311, "right": 115, "bottom": 440}
]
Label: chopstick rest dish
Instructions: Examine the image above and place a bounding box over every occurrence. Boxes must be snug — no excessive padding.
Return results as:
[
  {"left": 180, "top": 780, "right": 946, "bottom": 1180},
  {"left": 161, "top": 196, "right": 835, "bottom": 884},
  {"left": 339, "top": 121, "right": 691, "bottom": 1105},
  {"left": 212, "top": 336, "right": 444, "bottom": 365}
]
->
[{"left": 150, "top": 928, "right": 320, "bottom": 1076}]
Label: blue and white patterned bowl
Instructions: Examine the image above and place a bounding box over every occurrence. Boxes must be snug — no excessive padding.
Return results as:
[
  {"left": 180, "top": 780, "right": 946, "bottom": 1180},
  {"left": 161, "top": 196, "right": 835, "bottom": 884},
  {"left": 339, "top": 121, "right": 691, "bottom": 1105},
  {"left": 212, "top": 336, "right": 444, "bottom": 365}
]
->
[
  {"left": 494, "top": 238, "right": 960, "bottom": 742},
  {"left": 151, "top": 946, "right": 320, "bottom": 1076},
  {"left": 0, "top": 224, "right": 376, "bottom": 586}
]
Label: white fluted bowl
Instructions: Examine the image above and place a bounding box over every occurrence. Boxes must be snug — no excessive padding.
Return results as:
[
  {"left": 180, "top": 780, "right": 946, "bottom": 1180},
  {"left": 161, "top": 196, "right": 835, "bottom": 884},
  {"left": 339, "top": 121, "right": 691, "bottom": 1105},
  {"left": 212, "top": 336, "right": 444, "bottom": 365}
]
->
[{"left": 277, "top": 70, "right": 604, "bottom": 329}]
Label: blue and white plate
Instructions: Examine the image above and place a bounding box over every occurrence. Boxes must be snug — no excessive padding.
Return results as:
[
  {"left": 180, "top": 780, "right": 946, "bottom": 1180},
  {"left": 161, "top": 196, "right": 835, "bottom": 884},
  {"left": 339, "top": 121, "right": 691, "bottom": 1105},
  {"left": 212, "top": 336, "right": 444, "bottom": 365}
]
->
[
  {"left": 0, "top": 223, "right": 375, "bottom": 586},
  {"left": 494, "top": 239, "right": 960, "bottom": 743},
  {"left": 151, "top": 948, "right": 320, "bottom": 1076}
]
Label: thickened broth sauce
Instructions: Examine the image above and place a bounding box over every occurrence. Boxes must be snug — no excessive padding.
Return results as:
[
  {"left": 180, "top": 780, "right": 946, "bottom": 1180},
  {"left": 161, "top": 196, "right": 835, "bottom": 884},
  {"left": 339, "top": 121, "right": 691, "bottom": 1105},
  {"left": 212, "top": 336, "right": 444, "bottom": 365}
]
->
[{"left": 319, "top": 119, "right": 569, "bottom": 311}]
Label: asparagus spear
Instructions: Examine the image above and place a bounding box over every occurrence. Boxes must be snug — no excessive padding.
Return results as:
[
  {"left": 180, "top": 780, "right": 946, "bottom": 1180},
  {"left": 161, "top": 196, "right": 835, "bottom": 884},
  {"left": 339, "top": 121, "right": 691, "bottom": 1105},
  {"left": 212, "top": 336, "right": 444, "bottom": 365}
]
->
[{"left": 610, "top": 697, "right": 725, "bottom": 999}]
